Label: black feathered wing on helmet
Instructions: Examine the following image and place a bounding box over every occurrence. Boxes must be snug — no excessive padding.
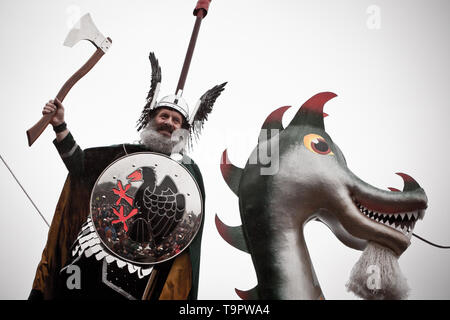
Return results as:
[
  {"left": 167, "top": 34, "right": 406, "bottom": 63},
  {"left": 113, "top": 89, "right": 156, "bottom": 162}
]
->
[
  {"left": 189, "top": 82, "right": 227, "bottom": 141},
  {"left": 137, "top": 52, "right": 162, "bottom": 131}
]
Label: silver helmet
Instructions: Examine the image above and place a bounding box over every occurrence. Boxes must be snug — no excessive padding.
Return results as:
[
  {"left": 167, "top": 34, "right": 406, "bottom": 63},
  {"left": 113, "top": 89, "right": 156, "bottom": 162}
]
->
[{"left": 154, "top": 92, "right": 190, "bottom": 121}]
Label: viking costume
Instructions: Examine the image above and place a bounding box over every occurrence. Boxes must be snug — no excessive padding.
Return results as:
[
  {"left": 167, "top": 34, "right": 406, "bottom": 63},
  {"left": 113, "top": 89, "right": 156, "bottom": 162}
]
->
[
  {"left": 29, "top": 0, "right": 224, "bottom": 300},
  {"left": 29, "top": 133, "right": 205, "bottom": 300},
  {"left": 29, "top": 50, "right": 225, "bottom": 300}
]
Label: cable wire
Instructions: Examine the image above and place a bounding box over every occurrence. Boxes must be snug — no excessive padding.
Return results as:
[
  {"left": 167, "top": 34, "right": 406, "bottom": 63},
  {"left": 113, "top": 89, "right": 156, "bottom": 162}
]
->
[
  {"left": 0, "top": 153, "right": 50, "bottom": 227},
  {"left": 413, "top": 233, "right": 450, "bottom": 249}
]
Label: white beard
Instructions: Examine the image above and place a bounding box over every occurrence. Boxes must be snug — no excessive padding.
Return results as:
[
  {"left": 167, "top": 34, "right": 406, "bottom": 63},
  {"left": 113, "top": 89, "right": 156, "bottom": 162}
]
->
[
  {"left": 346, "top": 242, "right": 410, "bottom": 300},
  {"left": 139, "top": 119, "right": 188, "bottom": 155},
  {"left": 140, "top": 121, "right": 177, "bottom": 155}
]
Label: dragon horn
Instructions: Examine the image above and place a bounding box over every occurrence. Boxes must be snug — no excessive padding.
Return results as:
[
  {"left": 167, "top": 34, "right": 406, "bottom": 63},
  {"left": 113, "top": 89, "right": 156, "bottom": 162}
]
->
[
  {"left": 396, "top": 172, "right": 422, "bottom": 192},
  {"left": 261, "top": 106, "right": 291, "bottom": 131},
  {"left": 288, "top": 92, "right": 337, "bottom": 129},
  {"left": 259, "top": 106, "right": 291, "bottom": 143},
  {"left": 220, "top": 149, "right": 243, "bottom": 196},
  {"left": 215, "top": 214, "right": 249, "bottom": 253},
  {"left": 235, "top": 286, "right": 259, "bottom": 300}
]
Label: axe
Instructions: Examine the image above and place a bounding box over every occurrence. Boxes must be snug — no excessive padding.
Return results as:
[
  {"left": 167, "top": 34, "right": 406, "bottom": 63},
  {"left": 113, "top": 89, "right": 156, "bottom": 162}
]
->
[{"left": 26, "top": 13, "right": 112, "bottom": 146}]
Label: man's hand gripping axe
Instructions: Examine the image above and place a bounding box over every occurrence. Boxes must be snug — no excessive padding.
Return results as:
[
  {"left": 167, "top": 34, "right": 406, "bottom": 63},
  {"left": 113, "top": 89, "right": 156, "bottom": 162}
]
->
[{"left": 26, "top": 13, "right": 112, "bottom": 146}]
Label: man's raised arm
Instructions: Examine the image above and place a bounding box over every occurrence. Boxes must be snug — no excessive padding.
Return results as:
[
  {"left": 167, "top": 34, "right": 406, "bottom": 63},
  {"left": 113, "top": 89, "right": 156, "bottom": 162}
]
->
[{"left": 42, "top": 99, "right": 83, "bottom": 174}]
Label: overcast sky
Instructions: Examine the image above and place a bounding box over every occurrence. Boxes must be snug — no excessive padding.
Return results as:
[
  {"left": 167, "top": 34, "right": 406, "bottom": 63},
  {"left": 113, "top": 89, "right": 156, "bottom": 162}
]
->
[{"left": 0, "top": 0, "right": 449, "bottom": 300}]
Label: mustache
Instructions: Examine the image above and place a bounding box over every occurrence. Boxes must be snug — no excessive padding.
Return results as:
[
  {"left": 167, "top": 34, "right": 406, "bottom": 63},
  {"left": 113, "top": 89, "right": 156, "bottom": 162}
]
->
[{"left": 157, "top": 122, "right": 174, "bottom": 133}]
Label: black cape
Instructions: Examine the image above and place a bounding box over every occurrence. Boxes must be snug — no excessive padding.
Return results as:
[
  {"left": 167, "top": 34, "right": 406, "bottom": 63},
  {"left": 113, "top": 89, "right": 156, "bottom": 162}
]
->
[{"left": 30, "top": 143, "right": 205, "bottom": 300}]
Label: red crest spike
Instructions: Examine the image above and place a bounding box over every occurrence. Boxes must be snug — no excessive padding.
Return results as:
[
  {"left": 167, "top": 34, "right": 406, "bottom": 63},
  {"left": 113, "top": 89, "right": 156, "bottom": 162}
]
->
[
  {"left": 288, "top": 92, "right": 337, "bottom": 129},
  {"left": 396, "top": 172, "right": 421, "bottom": 191},
  {"left": 262, "top": 106, "right": 291, "bottom": 129},
  {"left": 301, "top": 92, "right": 337, "bottom": 114}
]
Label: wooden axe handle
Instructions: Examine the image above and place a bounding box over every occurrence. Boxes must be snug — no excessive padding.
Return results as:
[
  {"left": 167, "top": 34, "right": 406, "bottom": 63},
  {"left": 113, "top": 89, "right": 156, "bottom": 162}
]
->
[{"left": 26, "top": 38, "right": 111, "bottom": 147}]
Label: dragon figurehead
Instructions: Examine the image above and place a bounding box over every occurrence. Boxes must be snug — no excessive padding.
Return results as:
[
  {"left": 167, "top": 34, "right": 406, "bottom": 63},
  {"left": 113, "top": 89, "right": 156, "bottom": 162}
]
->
[{"left": 216, "top": 92, "right": 428, "bottom": 300}]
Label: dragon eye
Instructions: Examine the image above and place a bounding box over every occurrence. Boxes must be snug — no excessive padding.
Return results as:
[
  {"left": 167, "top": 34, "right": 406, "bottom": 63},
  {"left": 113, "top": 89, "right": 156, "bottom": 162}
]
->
[{"left": 303, "top": 134, "right": 334, "bottom": 155}]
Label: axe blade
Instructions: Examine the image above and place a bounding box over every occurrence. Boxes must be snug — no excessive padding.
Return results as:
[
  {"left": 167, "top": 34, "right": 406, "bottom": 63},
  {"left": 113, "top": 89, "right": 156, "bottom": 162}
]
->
[{"left": 63, "top": 13, "right": 111, "bottom": 52}]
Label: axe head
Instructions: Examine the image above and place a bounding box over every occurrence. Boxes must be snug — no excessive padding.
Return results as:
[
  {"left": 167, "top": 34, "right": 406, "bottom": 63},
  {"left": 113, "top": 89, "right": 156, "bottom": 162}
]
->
[{"left": 64, "top": 13, "right": 111, "bottom": 52}]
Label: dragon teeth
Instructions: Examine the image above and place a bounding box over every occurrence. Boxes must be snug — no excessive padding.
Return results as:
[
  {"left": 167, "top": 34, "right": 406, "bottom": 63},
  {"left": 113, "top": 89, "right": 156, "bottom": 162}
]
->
[{"left": 353, "top": 201, "right": 419, "bottom": 236}]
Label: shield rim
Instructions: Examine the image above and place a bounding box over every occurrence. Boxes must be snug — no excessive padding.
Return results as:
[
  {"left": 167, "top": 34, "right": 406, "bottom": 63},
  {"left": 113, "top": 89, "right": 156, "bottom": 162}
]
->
[{"left": 89, "top": 151, "right": 204, "bottom": 265}]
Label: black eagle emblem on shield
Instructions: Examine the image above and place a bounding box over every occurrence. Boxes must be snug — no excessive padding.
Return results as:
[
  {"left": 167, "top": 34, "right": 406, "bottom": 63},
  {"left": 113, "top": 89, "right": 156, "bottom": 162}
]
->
[{"left": 126, "top": 167, "right": 186, "bottom": 244}]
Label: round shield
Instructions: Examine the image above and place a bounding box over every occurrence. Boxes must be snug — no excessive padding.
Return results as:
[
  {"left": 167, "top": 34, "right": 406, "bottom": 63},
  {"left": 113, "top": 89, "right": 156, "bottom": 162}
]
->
[{"left": 90, "top": 152, "right": 203, "bottom": 265}]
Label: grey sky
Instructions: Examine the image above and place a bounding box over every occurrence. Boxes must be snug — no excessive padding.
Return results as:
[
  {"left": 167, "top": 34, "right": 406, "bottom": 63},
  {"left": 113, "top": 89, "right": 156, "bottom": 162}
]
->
[{"left": 0, "top": 0, "right": 449, "bottom": 299}]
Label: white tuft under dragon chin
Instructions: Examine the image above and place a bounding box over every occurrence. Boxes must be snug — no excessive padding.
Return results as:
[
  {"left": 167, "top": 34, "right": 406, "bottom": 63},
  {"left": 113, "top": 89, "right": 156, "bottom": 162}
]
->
[{"left": 346, "top": 242, "right": 409, "bottom": 300}]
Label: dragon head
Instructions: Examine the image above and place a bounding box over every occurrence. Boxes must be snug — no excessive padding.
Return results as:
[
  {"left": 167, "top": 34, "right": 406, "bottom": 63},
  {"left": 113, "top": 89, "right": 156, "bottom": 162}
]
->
[
  {"left": 218, "top": 91, "right": 428, "bottom": 299},
  {"left": 274, "top": 92, "right": 428, "bottom": 256}
]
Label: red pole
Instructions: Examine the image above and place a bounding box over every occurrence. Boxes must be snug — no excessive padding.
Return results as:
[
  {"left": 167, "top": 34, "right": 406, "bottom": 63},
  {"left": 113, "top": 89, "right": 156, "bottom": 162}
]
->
[{"left": 175, "top": 0, "right": 212, "bottom": 94}]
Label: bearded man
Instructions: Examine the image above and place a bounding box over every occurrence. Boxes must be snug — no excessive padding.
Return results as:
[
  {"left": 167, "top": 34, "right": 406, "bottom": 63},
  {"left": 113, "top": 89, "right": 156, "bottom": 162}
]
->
[{"left": 29, "top": 53, "right": 226, "bottom": 300}]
